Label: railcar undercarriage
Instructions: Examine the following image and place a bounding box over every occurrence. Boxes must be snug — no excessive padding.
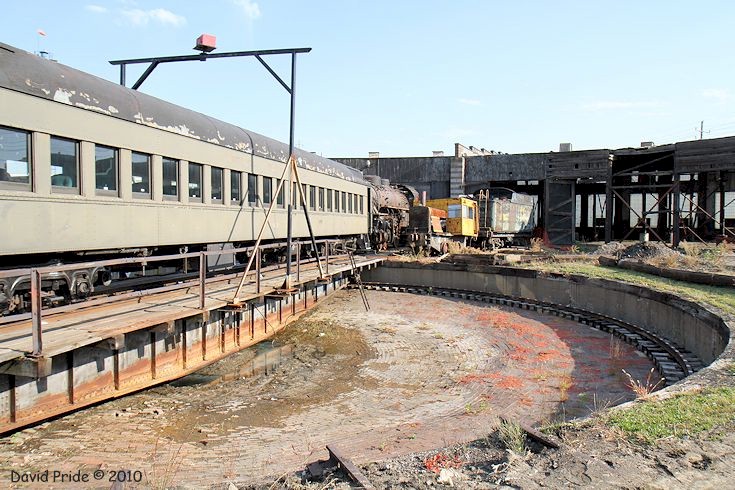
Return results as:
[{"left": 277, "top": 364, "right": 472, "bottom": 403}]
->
[{"left": 0, "top": 237, "right": 358, "bottom": 316}]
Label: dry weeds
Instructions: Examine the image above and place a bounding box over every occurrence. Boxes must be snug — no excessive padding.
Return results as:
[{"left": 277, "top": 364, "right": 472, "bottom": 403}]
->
[{"left": 622, "top": 367, "right": 663, "bottom": 398}]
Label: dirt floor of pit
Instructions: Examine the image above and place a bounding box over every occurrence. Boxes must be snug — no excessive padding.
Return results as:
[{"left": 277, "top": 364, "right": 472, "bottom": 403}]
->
[{"left": 0, "top": 289, "right": 660, "bottom": 488}]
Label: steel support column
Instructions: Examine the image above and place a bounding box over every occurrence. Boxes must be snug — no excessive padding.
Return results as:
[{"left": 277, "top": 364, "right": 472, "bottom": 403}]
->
[
  {"left": 673, "top": 173, "right": 682, "bottom": 247},
  {"left": 285, "top": 53, "right": 296, "bottom": 290},
  {"left": 605, "top": 170, "right": 613, "bottom": 243},
  {"left": 30, "top": 270, "right": 43, "bottom": 356}
]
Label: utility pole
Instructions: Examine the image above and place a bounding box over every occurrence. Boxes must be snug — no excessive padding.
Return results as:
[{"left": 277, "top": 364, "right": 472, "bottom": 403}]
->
[{"left": 696, "top": 120, "right": 709, "bottom": 140}]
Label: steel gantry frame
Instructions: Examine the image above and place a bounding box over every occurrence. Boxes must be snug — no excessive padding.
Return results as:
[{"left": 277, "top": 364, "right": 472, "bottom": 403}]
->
[
  {"left": 109, "top": 46, "right": 326, "bottom": 297},
  {"left": 605, "top": 150, "right": 734, "bottom": 247}
]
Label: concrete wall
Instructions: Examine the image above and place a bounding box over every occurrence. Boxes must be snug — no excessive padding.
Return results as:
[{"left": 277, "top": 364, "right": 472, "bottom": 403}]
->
[
  {"left": 334, "top": 157, "right": 451, "bottom": 200},
  {"left": 364, "top": 262, "right": 732, "bottom": 368},
  {"left": 465, "top": 153, "right": 547, "bottom": 186},
  {"left": 336, "top": 152, "right": 551, "bottom": 199}
]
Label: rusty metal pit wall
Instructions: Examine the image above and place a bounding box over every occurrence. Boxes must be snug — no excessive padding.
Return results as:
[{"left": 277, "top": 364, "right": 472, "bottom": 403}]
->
[
  {"left": 363, "top": 262, "right": 732, "bottom": 371},
  {"left": 0, "top": 275, "right": 349, "bottom": 432}
]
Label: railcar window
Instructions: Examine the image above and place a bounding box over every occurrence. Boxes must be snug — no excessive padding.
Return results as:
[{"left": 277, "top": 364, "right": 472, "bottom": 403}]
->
[
  {"left": 353, "top": 194, "right": 358, "bottom": 214},
  {"left": 342, "top": 192, "right": 347, "bottom": 213},
  {"left": 301, "top": 183, "right": 308, "bottom": 208},
  {"left": 359, "top": 195, "right": 364, "bottom": 214},
  {"left": 448, "top": 204, "right": 461, "bottom": 218},
  {"left": 50, "top": 136, "right": 79, "bottom": 193},
  {"left": 263, "top": 177, "right": 272, "bottom": 205},
  {"left": 211, "top": 166, "right": 223, "bottom": 203},
  {"left": 131, "top": 152, "right": 151, "bottom": 199},
  {"left": 231, "top": 171, "right": 242, "bottom": 204},
  {"left": 292, "top": 183, "right": 298, "bottom": 208},
  {"left": 327, "top": 189, "right": 333, "bottom": 212},
  {"left": 0, "top": 126, "right": 31, "bottom": 190},
  {"left": 162, "top": 158, "right": 178, "bottom": 200},
  {"left": 276, "top": 179, "right": 284, "bottom": 207},
  {"left": 348, "top": 193, "right": 353, "bottom": 213},
  {"left": 309, "top": 185, "right": 316, "bottom": 210},
  {"left": 189, "top": 162, "right": 203, "bottom": 202},
  {"left": 94, "top": 145, "right": 118, "bottom": 196},
  {"left": 247, "top": 173, "right": 258, "bottom": 205},
  {"left": 318, "top": 187, "right": 325, "bottom": 211}
]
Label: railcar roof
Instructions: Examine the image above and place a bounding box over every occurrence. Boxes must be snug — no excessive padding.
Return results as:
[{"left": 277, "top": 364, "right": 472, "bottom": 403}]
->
[{"left": 0, "top": 42, "right": 363, "bottom": 183}]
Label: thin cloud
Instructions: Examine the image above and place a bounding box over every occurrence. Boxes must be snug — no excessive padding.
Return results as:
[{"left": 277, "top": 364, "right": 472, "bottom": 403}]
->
[
  {"left": 458, "top": 98, "right": 481, "bottom": 106},
  {"left": 232, "top": 0, "right": 261, "bottom": 20},
  {"left": 702, "top": 88, "right": 732, "bottom": 103},
  {"left": 120, "top": 8, "right": 186, "bottom": 27},
  {"left": 85, "top": 4, "right": 108, "bottom": 13},
  {"left": 582, "top": 100, "right": 662, "bottom": 111}
]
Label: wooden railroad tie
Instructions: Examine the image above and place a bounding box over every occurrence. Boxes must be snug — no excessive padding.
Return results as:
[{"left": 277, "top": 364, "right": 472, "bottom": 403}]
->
[
  {"left": 306, "top": 444, "right": 375, "bottom": 489},
  {"left": 499, "top": 415, "right": 562, "bottom": 450},
  {"left": 326, "top": 445, "right": 375, "bottom": 489}
]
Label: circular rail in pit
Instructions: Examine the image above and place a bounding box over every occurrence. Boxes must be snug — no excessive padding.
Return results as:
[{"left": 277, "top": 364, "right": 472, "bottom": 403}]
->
[{"left": 351, "top": 283, "right": 703, "bottom": 386}]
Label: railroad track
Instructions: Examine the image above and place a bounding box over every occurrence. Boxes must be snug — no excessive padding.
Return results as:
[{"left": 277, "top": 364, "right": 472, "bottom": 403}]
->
[
  {"left": 353, "top": 283, "right": 703, "bottom": 386},
  {"left": 0, "top": 254, "right": 355, "bottom": 325}
]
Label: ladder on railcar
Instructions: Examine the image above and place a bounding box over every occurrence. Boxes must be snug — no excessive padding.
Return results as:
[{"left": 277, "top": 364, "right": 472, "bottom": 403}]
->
[{"left": 347, "top": 250, "right": 370, "bottom": 311}]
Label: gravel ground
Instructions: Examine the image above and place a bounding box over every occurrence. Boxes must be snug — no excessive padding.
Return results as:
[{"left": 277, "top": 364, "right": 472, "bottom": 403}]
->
[{"left": 0, "top": 289, "right": 661, "bottom": 488}]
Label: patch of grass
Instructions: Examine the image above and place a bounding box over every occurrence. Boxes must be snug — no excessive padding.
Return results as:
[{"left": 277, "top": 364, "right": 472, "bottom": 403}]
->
[
  {"left": 607, "top": 387, "right": 735, "bottom": 443},
  {"left": 678, "top": 241, "right": 728, "bottom": 268},
  {"left": 498, "top": 419, "right": 527, "bottom": 454},
  {"left": 464, "top": 400, "right": 489, "bottom": 414},
  {"left": 528, "top": 263, "right": 735, "bottom": 315},
  {"left": 540, "top": 420, "right": 573, "bottom": 435}
]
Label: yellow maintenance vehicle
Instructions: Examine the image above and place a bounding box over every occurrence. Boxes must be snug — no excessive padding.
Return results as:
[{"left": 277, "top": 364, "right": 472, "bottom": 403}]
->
[
  {"left": 427, "top": 196, "right": 480, "bottom": 239},
  {"left": 404, "top": 196, "right": 479, "bottom": 253}
]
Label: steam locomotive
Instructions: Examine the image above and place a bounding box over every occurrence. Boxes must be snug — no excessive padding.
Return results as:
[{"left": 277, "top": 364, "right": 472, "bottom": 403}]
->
[{"left": 366, "top": 177, "right": 537, "bottom": 253}]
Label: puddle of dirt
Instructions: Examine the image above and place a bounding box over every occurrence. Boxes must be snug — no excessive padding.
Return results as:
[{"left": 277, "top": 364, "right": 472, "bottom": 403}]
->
[
  {"left": 167, "top": 373, "right": 219, "bottom": 387},
  {"left": 155, "top": 319, "right": 377, "bottom": 443},
  {"left": 169, "top": 343, "right": 295, "bottom": 388}
]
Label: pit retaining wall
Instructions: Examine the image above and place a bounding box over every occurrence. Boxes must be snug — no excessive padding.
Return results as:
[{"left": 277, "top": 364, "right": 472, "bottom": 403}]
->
[{"left": 364, "top": 262, "right": 733, "bottom": 370}]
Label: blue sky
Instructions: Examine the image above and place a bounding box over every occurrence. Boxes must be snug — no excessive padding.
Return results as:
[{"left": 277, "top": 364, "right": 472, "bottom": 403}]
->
[{"left": 4, "top": 1, "right": 735, "bottom": 157}]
